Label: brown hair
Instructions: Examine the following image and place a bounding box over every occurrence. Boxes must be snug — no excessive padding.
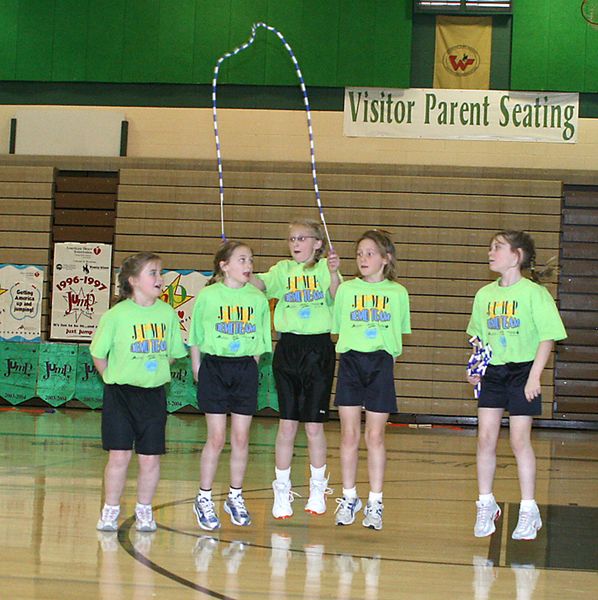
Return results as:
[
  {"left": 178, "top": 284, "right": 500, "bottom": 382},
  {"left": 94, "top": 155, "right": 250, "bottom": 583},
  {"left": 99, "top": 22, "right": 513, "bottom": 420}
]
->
[
  {"left": 117, "top": 252, "right": 162, "bottom": 301},
  {"left": 356, "top": 229, "right": 398, "bottom": 281},
  {"left": 491, "top": 230, "right": 557, "bottom": 283},
  {"left": 207, "top": 240, "right": 252, "bottom": 286},
  {"left": 289, "top": 218, "right": 326, "bottom": 268}
]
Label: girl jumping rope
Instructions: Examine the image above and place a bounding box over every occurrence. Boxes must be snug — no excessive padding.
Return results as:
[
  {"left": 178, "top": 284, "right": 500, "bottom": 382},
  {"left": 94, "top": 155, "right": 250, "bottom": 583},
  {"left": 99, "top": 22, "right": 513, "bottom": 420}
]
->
[
  {"left": 467, "top": 230, "right": 566, "bottom": 540},
  {"left": 190, "top": 241, "right": 271, "bottom": 530},
  {"left": 332, "top": 230, "right": 411, "bottom": 530},
  {"left": 92, "top": 252, "right": 187, "bottom": 532},
  {"left": 252, "top": 219, "right": 341, "bottom": 519}
]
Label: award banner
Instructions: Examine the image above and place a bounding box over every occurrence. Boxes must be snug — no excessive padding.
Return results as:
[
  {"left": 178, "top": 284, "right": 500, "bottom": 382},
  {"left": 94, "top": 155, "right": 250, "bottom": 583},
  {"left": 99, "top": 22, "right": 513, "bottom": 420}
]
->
[
  {"left": 75, "top": 345, "right": 104, "bottom": 409},
  {"left": 160, "top": 270, "right": 210, "bottom": 344},
  {"left": 50, "top": 243, "right": 112, "bottom": 341},
  {"left": 0, "top": 264, "right": 44, "bottom": 342},
  {"left": 0, "top": 342, "right": 39, "bottom": 405},
  {"left": 36, "top": 343, "right": 78, "bottom": 407},
  {"left": 166, "top": 355, "right": 196, "bottom": 412}
]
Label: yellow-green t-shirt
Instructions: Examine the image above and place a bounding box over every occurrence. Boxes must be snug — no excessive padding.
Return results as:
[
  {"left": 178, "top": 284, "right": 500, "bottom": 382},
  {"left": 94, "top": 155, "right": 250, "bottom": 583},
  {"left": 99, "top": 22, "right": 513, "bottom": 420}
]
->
[
  {"left": 256, "top": 259, "right": 338, "bottom": 334},
  {"left": 90, "top": 298, "right": 187, "bottom": 387},
  {"left": 466, "top": 277, "right": 567, "bottom": 365},
  {"left": 332, "top": 278, "right": 411, "bottom": 358}
]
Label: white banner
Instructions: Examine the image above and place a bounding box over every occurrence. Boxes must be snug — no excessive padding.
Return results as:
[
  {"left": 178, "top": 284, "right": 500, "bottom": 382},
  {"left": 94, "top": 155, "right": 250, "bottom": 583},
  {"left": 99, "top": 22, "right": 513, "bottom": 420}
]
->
[
  {"left": 344, "top": 88, "right": 579, "bottom": 143},
  {"left": 50, "top": 243, "right": 112, "bottom": 341},
  {"left": 160, "top": 270, "right": 211, "bottom": 345},
  {"left": 0, "top": 264, "right": 44, "bottom": 342}
]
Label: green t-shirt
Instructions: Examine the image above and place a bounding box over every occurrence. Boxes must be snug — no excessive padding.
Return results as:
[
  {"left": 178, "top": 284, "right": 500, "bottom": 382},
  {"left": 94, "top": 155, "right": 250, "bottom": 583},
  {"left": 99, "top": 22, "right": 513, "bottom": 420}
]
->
[
  {"left": 332, "top": 278, "right": 411, "bottom": 357},
  {"left": 188, "top": 282, "right": 272, "bottom": 357},
  {"left": 466, "top": 277, "right": 567, "bottom": 365},
  {"left": 256, "top": 259, "right": 338, "bottom": 334},
  {"left": 90, "top": 298, "right": 187, "bottom": 387}
]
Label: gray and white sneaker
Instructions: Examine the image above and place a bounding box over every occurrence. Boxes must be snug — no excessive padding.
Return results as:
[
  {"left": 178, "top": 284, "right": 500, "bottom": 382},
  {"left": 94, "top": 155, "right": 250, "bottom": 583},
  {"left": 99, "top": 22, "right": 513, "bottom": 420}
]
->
[
  {"left": 362, "top": 500, "right": 384, "bottom": 530},
  {"left": 335, "top": 496, "right": 363, "bottom": 526},
  {"left": 512, "top": 506, "right": 542, "bottom": 540}
]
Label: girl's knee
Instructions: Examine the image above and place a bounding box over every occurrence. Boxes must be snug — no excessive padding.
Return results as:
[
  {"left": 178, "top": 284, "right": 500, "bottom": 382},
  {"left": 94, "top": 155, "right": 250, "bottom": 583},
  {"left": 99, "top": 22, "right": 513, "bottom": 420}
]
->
[
  {"left": 206, "top": 432, "right": 226, "bottom": 453},
  {"left": 364, "top": 428, "right": 384, "bottom": 449},
  {"left": 304, "top": 422, "right": 324, "bottom": 440}
]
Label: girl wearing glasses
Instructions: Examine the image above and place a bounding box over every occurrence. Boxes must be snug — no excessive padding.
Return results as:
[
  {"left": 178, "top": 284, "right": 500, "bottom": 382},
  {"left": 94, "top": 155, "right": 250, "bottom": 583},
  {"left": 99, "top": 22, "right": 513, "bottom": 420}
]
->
[{"left": 252, "top": 219, "right": 341, "bottom": 520}]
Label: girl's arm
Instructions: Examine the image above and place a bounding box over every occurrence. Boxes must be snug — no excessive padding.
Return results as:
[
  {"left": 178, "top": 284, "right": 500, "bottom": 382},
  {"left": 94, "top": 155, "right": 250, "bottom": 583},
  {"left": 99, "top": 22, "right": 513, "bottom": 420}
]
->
[
  {"left": 524, "top": 340, "right": 554, "bottom": 401},
  {"left": 327, "top": 251, "right": 341, "bottom": 298},
  {"left": 190, "top": 346, "right": 201, "bottom": 383},
  {"left": 92, "top": 357, "right": 108, "bottom": 376},
  {"left": 249, "top": 275, "right": 265, "bottom": 291}
]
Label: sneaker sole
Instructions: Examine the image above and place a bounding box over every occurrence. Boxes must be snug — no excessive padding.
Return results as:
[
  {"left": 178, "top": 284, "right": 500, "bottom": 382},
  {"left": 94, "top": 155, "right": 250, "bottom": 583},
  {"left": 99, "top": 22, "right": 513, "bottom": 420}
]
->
[
  {"left": 96, "top": 524, "right": 118, "bottom": 532},
  {"left": 273, "top": 513, "right": 292, "bottom": 520},
  {"left": 224, "top": 503, "right": 252, "bottom": 527},
  {"left": 362, "top": 521, "right": 382, "bottom": 531},
  {"left": 193, "top": 504, "right": 221, "bottom": 531},
  {"left": 305, "top": 508, "right": 325, "bottom": 515},
  {"left": 136, "top": 524, "right": 157, "bottom": 533},
  {"left": 512, "top": 523, "right": 542, "bottom": 541}
]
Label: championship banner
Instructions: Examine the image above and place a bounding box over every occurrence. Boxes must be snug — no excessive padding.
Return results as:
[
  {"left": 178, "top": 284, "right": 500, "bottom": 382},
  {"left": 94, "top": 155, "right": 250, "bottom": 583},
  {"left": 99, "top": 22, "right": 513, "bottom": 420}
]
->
[
  {"left": 0, "top": 264, "right": 43, "bottom": 342},
  {"left": 167, "top": 355, "right": 196, "bottom": 412},
  {"left": 75, "top": 344, "right": 104, "bottom": 409},
  {"left": 35, "top": 343, "right": 78, "bottom": 407},
  {"left": 0, "top": 342, "right": 38, "bottom": 405},
  {"left": 344, "top": 88, "right": 579, "bottom": 143},
  {"left": 160, "top": 270, "right": 210, "bottom": 345},
  {"left": 50, "top": 243, "right": 112, "bottom": 341},
  {"left": 434, "top": 16, "right": 492, "bottom": 89}
]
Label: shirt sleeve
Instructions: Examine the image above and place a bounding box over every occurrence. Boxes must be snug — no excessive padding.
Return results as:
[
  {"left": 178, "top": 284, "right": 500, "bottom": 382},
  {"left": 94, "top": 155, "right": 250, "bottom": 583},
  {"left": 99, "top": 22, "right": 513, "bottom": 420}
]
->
[
  {"left": 331, "top": 283, "right": 344, "bottom": 334},
  {"left": 259, "top": 296, "right": 273, "bottom": 355},
  {"left": 188, "top": 292, "right": 205, "bottom": 347},
  {"left": 400, "top": 287, "right": 412, "bottom": 334},
  {"left": 255, "top": 262, "right": 281, "bottom": 300},
  {"left": 534, "top": 286, "right": 567, "bottom": 342},
  {"left": 168, "top": 309, "right": 188, "bottom": 358},
  {"left": 89, "top": 311, "right": 112, "bottom": 358}
]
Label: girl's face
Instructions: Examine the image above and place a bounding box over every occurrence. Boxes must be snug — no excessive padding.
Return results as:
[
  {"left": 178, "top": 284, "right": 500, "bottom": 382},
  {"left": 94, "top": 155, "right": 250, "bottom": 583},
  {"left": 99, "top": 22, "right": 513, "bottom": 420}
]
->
[
  {"left": 129, "top": 260, "right": 163, "bottom": 305},
  {"left": 488, "top": 236, "right": 521, "bottom": 275},
  {"left": 356, "top": 239, "right": 388, "bottom": 282},
  {"left": 288, "top": 225, "right": 322, "bottom": 264},
  {"left": 221, "top": 246, "right": 253, "bottom": 288}
]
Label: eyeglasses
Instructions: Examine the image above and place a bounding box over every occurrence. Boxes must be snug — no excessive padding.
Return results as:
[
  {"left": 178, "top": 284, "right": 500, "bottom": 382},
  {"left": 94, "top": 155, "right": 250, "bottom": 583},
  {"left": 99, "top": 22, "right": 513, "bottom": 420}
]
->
[{"left": 288, "top": 235, "right": 316, "bottom": 243}]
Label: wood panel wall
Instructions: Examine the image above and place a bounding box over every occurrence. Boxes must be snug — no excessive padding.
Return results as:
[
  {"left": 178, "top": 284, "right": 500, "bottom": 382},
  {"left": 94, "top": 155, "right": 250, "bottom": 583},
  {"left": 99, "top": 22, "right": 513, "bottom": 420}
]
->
[
  {"left": 0, "top": 166, "right": 54, "bottom": 335},
  {"left": 555, "top": 186, "right": 598, "bottom": 420},
  {"left": 118, "top": 165, "right": 563, "bottom": 418}
]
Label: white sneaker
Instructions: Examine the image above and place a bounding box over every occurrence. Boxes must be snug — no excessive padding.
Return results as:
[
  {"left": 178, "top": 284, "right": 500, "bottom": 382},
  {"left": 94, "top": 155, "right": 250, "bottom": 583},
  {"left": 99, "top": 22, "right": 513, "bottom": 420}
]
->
[
  {"left": 135, "top": 504, "right": 157, "bottom": 532},
  {"left": 474, "top": 499, "right": 501, "bottom": 537},
  {"left": 512, "top": 506, "right": 542, "bottom": 540},
  {"left": 272, "top": 480, "right": 297, "bottom": 519},
  {"left": 305, "top": 476, "right": 333, "bottom": 515},
  {"left": 335, "top": 496, "right": 363, "bottom": 526},
  {"left": 362, "top": 500, "right": 384, "bottom": 530},
  {"left": 96, "top": 505, "right": 120, "bottom": 531}
]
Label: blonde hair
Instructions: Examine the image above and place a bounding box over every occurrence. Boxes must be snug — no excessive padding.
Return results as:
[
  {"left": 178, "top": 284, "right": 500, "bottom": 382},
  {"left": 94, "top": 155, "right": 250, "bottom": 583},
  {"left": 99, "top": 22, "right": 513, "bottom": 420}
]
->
[
  {"left": 356, "top": 230, "right": 398, "bottom": 281},
  {"left": 207, "top": 240, "right": 252, "bottom": 286},
  {"left": 117, "top": 252, "right": 162, "bottom": 301},
  {"left": 289, "top": 218, "right": 326, "bottom": 268},
  {"left": 492, "top": 230, "right": 557, "bottom": 283}
]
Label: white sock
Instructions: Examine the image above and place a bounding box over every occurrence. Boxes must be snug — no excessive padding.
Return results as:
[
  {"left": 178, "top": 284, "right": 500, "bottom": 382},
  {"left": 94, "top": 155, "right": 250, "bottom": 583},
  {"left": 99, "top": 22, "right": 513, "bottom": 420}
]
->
[
  {"left": 520, "top": 499, "right": 537, "bottom": 511},
  {"left": 275, "top": 467, "right": 291, "bottom": 484},
  {"left": 310, "top": 464, "right": 327, "bottom": 480},
  {"left": 343, "top": 487, "right": 357, "bottom": 499},
  {"left": 198, "top": 488, "right": 212, "bottom": 500},
  {"left": 135, "top": 502, "right": 151, "bottom": 511},
  {"left": 229, "top": 486, "right": 242, "bottom": 498},
  {"left": 478, "top": 493, "right": 495, "bottom": 505},
  {"left": 368, "top": 491, "right": 383, "bottom": 504},
  {"left": 103, "top": 503, "right": 120, "bottom": 512}
]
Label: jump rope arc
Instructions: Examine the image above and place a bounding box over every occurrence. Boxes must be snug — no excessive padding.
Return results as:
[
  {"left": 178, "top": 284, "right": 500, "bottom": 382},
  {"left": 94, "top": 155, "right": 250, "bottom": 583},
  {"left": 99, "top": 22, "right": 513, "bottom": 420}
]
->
[
  {"left": 466, "top": 336, "right": 493, "bottom": 399},
  {"left": 212, "top": 22, "right": 333, "bottom": 249}
]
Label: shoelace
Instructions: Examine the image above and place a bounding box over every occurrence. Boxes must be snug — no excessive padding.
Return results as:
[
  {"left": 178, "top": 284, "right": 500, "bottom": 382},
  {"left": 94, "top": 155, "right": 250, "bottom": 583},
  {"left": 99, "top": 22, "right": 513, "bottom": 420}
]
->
[
  {"left": 199, "top": 498, "right": 218, "bottom": 520},
  {"left": 103, "top": 506, "right": 120, "bottom": 522},
  {"left": 229, "top": 496, "right": 248, "bottom": 516},
  {"left": 366, "top": 502, "right": 383, "bottom": 517},
  {"left": 311, "top": 479, "right": 333, "bottom": 496},
  {"left": 136, "top": 506, "right": 153, "bottom": 522},
  {"left": 515, "top": 511, "right": 537, "bottom": 529},
  {"left": 334, "top": 497, "right": 356, "bottom": 515},
  {"left": 477, "top": 504, "right": 497, "bottom": 521}
]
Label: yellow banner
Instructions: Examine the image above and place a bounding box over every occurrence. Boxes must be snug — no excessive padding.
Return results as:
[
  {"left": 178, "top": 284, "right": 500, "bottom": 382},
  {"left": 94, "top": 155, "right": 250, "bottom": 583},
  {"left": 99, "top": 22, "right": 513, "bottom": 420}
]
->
[{"left": 433, "top": 16, "right": 492, "bottom": 90}]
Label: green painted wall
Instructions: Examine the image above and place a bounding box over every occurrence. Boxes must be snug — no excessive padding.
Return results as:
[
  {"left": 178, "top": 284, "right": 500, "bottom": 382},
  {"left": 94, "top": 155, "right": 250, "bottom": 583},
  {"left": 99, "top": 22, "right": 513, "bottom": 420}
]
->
[{"left": 0, "top": 0, "right": 413, "bottom": 88}]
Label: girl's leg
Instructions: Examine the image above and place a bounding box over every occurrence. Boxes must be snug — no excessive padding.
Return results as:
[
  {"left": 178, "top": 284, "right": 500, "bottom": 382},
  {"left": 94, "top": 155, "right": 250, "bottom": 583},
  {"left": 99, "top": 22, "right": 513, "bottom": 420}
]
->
[
  {"left": 136, "top": 454, "right": 161, "bottom": 505},
  {"left": 364, "top": 411, "right": 389, "bottom": 493},
  {"left": 275, "top": 419, "right": 299, "bottom": 470},
  {"left": 338, "top": 406, "right": 362, "bottom": 489},
  {"left": 477, "top": 408, "right": 504, "bottom": 494},
  {"left": 229, "top": 413, "right": 253, "bottom": 488},
  {"left": 104, "top": 449, "right": 133, "bottom": 505},
  {"left": 200, "top": 414, "right": 227, "bottom": 490},
  {"left": 304, "top": 422, "right": 326, "bottom": 469},
  {"left": 509, "top": 415, "right": 535, "bottom": 500}
]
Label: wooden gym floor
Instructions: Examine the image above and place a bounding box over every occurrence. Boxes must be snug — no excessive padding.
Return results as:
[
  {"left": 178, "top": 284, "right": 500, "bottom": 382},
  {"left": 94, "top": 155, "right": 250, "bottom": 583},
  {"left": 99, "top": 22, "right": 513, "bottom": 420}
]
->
[{"left": 0, "top": 408, "right": 596, "bottom": 599}]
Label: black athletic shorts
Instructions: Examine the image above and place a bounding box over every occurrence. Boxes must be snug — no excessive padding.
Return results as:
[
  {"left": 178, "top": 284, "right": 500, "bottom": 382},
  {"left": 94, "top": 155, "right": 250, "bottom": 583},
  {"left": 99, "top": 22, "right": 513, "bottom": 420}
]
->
[
  {"left": 101, "top": 383, "right": 167, "bottom": 455},
  {"left": 197, "top": 354, "right": 258, "bottom": 415},
  {"left": 478, "top": 361, "right": 541, "bottom": 416},
  {"left": 334, "top": 350, "right": 397, "bottom": 414},
  {"left": 272, "top": 332, "right": 335, "bottom": 422}
]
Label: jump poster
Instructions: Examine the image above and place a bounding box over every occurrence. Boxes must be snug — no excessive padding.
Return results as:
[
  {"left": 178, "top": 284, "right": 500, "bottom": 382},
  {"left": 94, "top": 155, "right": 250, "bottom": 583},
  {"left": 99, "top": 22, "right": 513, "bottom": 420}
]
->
[
  {"left": 50, "top": 243, "right": 112, "bottom": 341},
  {"left": 0, "top": 264, "right": 44, "bottom": 342}
]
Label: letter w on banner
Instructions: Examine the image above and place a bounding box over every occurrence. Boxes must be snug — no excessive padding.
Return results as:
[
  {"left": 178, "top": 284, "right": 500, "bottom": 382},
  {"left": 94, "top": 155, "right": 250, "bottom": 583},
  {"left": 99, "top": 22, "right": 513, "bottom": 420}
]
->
[{"left": 434, "top": 16, "right": 492, "bottom": 89}]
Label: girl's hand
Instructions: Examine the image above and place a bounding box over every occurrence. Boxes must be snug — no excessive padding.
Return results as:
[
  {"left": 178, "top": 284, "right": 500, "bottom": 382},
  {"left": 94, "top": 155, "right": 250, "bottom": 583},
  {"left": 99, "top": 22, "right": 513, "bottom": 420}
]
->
[
  {"left": 327, "top": 251, "right": 340, "bottom": 273},
  {"left": 467, "top": 374, "right": 480, "bottom": 386},
  {"left": 524, "top": 376, "right": 541, "bottom": 401}
]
